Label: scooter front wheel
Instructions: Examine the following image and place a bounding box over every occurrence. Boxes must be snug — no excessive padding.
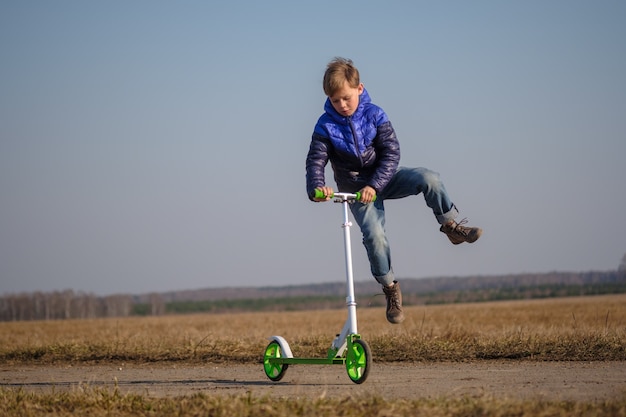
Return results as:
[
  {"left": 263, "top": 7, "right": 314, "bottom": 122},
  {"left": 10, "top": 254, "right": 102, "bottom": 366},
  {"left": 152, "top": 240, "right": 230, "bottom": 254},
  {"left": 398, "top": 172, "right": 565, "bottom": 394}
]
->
[
  {"left": 346, "top": 338, "right": 371, "bottom": 384},
  {"left": 263, "top": 341, "right": 289, "bottom": 381}
]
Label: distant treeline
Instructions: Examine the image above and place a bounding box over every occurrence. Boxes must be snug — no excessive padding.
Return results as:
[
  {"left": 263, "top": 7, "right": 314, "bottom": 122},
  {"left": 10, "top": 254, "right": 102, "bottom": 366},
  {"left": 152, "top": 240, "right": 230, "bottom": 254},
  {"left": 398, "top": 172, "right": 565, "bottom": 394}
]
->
[
  {"left": 1, "top": 271, "right": 625, "bottom": 321},
  {"left": 142, "top": 295, "right": 346, "bottom": 316},
  {"left": 136, "top": 280, "right": 626, "bottom": 315}
]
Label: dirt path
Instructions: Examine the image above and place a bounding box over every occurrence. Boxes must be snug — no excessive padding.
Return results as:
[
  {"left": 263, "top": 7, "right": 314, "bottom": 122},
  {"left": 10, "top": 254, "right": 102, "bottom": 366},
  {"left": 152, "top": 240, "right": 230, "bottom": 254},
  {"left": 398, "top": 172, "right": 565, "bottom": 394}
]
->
[{"left": 2, "top": 362, "right": 625, "bottom": 401}]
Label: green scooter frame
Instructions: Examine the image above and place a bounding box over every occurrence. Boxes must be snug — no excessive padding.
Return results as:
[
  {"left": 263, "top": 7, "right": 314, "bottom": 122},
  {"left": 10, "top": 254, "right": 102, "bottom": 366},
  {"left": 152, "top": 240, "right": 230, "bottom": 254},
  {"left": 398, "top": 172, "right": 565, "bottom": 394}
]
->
[{"left": 263, "top": 192, "right": 372, "bottom": 384}]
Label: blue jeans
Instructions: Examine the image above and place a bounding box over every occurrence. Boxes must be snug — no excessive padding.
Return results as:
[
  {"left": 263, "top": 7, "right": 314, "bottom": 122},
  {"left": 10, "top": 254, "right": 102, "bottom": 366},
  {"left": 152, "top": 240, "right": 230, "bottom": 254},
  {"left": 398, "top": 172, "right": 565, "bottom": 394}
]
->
[{"left": 349, "top": 166, "right": 458, "bottom": 286}]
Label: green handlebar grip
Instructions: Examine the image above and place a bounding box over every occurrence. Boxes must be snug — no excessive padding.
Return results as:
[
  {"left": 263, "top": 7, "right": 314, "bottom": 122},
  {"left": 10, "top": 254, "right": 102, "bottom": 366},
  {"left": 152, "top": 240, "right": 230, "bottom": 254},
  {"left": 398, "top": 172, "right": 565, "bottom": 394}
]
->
[
  {"left": 359, "top": 192, "right": 378, "bottom": 202},
  {"left": 313, "top": 189, "right": 376, "bottom": 202},
  {"left": 313, "top": 189, "right": 332, "bottom": 199}
]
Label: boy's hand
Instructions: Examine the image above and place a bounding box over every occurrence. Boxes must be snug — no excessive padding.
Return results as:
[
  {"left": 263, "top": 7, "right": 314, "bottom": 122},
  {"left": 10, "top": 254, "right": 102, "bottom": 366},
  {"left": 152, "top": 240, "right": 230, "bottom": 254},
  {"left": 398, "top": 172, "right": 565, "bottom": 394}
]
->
[
  {"left": 313, "top": 186, "right": 334, "bottom": 202},
  {"left": 358, "top": 186, "right": 376, "bottom": 203}
]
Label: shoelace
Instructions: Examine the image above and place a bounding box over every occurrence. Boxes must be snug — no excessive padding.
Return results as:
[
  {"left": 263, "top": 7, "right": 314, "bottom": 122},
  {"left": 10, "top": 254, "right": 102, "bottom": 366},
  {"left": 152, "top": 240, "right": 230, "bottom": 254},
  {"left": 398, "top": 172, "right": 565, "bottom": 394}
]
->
[
  {"left": 369, "top": 286, "right": 402, "bottom": 307},
  {"left": 368, "top": 293, "right": 385, "bottom": 307},
  {"left": 383, "top": 286, "right": 402, "bottom": 308},
  {"left": 389, "top": 294, "right": 401, "bottom": 309},
  {"left": 452, "top": 218, "right": 470, "bottom": 236}
]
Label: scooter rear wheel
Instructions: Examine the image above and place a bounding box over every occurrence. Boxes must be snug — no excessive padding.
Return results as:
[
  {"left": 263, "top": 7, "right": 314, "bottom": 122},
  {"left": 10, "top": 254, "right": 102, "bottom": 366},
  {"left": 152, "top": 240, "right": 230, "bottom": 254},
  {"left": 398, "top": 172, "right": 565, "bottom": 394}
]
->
[
  {"left": 346, "top": 338, "right": 371, "bottom": 384},
  {"left": 263, "top": 341, "right": 289, "bottom": 381}
]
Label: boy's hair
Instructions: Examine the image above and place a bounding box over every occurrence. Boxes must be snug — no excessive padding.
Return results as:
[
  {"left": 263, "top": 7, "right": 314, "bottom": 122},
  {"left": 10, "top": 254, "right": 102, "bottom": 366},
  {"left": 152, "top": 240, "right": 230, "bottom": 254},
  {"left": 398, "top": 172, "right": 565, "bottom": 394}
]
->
[{"left": 323, "top": 57, "right": 360, "bottom": 96}]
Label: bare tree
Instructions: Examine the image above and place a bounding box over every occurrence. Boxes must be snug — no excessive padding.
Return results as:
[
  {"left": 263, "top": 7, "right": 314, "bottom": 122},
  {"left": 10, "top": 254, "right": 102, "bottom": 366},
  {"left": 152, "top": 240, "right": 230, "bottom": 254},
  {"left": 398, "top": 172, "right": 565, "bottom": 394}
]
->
[
  {"left": 103, "top": 294, "right": 133, "bottom": 317},
  {"left": 149, "top": 293, "right": 166, "bottom": 316}
]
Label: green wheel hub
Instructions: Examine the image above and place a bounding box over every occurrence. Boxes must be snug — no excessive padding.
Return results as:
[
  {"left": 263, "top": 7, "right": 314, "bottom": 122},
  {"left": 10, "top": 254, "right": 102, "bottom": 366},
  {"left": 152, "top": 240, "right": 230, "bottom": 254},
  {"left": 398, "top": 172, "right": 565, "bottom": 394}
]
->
[
  {"left": 263, "top": 341, "right": 289, "bottom": 381},
  {"left": 346, "top": 338, "right": 371, "bottom": 384}
]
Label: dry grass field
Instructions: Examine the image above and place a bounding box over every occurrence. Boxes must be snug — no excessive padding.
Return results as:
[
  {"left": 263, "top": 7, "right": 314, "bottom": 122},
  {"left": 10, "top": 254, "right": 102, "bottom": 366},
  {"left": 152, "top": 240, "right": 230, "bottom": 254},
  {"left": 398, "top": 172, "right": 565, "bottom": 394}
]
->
[
  {"left": 1, "top": 294, "right": 626, "bottom": 416},
  {"left": 2, "top": 294, "right": 625, "bottom": 364}
]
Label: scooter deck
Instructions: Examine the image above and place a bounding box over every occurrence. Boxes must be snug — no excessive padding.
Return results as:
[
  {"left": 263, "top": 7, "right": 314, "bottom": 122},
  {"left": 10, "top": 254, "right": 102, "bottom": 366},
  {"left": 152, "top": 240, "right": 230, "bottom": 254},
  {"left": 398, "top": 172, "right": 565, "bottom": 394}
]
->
[{"left": 267, "top": 357, "right": 346, "bottom": 365}]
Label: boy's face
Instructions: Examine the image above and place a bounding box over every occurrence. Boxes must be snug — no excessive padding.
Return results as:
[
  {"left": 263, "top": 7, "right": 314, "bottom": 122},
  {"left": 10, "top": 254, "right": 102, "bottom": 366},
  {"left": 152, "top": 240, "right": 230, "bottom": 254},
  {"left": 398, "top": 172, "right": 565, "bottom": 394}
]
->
[{"left": 329, "top": 81, "right": 364, "bottom": 117}]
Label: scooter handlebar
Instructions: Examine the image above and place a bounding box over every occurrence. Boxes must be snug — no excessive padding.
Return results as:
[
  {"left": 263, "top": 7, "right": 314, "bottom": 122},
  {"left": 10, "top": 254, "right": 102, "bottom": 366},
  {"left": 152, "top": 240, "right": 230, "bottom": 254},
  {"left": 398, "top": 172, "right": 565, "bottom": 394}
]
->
[{"left": 312, "top": 189, "right": 377, "bottom": 202}]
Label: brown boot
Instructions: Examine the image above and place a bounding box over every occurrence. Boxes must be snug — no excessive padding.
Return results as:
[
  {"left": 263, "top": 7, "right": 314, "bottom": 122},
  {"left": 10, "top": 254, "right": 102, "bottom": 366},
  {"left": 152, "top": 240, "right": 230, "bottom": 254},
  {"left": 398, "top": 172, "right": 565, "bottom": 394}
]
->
[
  {"left": 440, "top": 218, "right": 482, "bottom": 245},
  {"left": 382, "top": 281, "right": 405, "bottom": 324}
]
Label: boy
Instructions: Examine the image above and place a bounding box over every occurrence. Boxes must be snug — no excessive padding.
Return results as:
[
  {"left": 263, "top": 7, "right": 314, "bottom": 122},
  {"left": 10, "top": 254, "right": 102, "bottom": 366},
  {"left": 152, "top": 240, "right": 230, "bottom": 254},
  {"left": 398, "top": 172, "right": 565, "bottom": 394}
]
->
[{"left": 306, "top": 57, "right": 482, "bottom": 324}]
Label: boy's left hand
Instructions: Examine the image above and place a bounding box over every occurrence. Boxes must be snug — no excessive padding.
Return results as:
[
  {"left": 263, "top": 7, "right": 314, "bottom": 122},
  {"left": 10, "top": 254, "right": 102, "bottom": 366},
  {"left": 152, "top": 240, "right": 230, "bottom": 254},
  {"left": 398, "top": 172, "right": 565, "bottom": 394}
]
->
[{"left": 358, "top": 186, "right": 376, "bottom": 203}]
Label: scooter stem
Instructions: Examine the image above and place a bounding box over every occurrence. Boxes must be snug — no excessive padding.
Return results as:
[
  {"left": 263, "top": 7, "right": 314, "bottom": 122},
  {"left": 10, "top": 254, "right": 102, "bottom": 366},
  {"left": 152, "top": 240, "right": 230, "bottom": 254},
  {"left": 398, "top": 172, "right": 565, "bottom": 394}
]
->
[{"left": 337, "top": 194, "right": 358, "bottom": 335}]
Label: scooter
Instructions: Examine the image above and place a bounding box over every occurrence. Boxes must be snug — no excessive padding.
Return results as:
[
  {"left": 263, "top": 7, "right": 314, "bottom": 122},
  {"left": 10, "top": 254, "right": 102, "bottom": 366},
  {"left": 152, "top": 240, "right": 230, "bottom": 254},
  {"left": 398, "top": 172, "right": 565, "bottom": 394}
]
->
[{"left": 263, "top": 191, "right": 372, "bottom": 384}]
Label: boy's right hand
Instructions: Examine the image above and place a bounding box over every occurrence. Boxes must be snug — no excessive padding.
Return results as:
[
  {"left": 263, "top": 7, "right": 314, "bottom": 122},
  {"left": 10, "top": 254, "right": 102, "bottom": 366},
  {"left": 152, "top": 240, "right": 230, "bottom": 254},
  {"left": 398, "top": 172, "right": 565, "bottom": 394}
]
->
[{"left": 313, "top": 186, "right": 334, "bottom": 202}]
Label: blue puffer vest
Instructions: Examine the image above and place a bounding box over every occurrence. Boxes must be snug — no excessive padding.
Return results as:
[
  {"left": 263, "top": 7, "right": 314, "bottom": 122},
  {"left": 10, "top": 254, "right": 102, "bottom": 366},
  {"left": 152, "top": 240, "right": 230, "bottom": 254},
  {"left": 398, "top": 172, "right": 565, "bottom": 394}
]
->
[{"left": 306, "top": 88, "right": 401, "bottom": 198}]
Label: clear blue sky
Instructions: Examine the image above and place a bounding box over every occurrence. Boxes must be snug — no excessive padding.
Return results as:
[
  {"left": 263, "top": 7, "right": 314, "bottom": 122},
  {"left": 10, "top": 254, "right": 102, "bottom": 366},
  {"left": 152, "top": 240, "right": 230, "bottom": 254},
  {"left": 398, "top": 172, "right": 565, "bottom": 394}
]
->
[{"left": 2, "top": 1, "right": 625, "bottom": 296}]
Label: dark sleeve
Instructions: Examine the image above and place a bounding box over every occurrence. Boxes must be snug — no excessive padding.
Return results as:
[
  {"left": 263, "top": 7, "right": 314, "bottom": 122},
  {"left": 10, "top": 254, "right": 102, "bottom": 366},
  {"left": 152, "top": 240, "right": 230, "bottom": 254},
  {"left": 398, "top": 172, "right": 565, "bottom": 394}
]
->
[
  {"left": 305, "top": 132, "right": 330, "bottom": 200},
  {"left": 367, "top": 120, "right": 400, "bottom": 193}
]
